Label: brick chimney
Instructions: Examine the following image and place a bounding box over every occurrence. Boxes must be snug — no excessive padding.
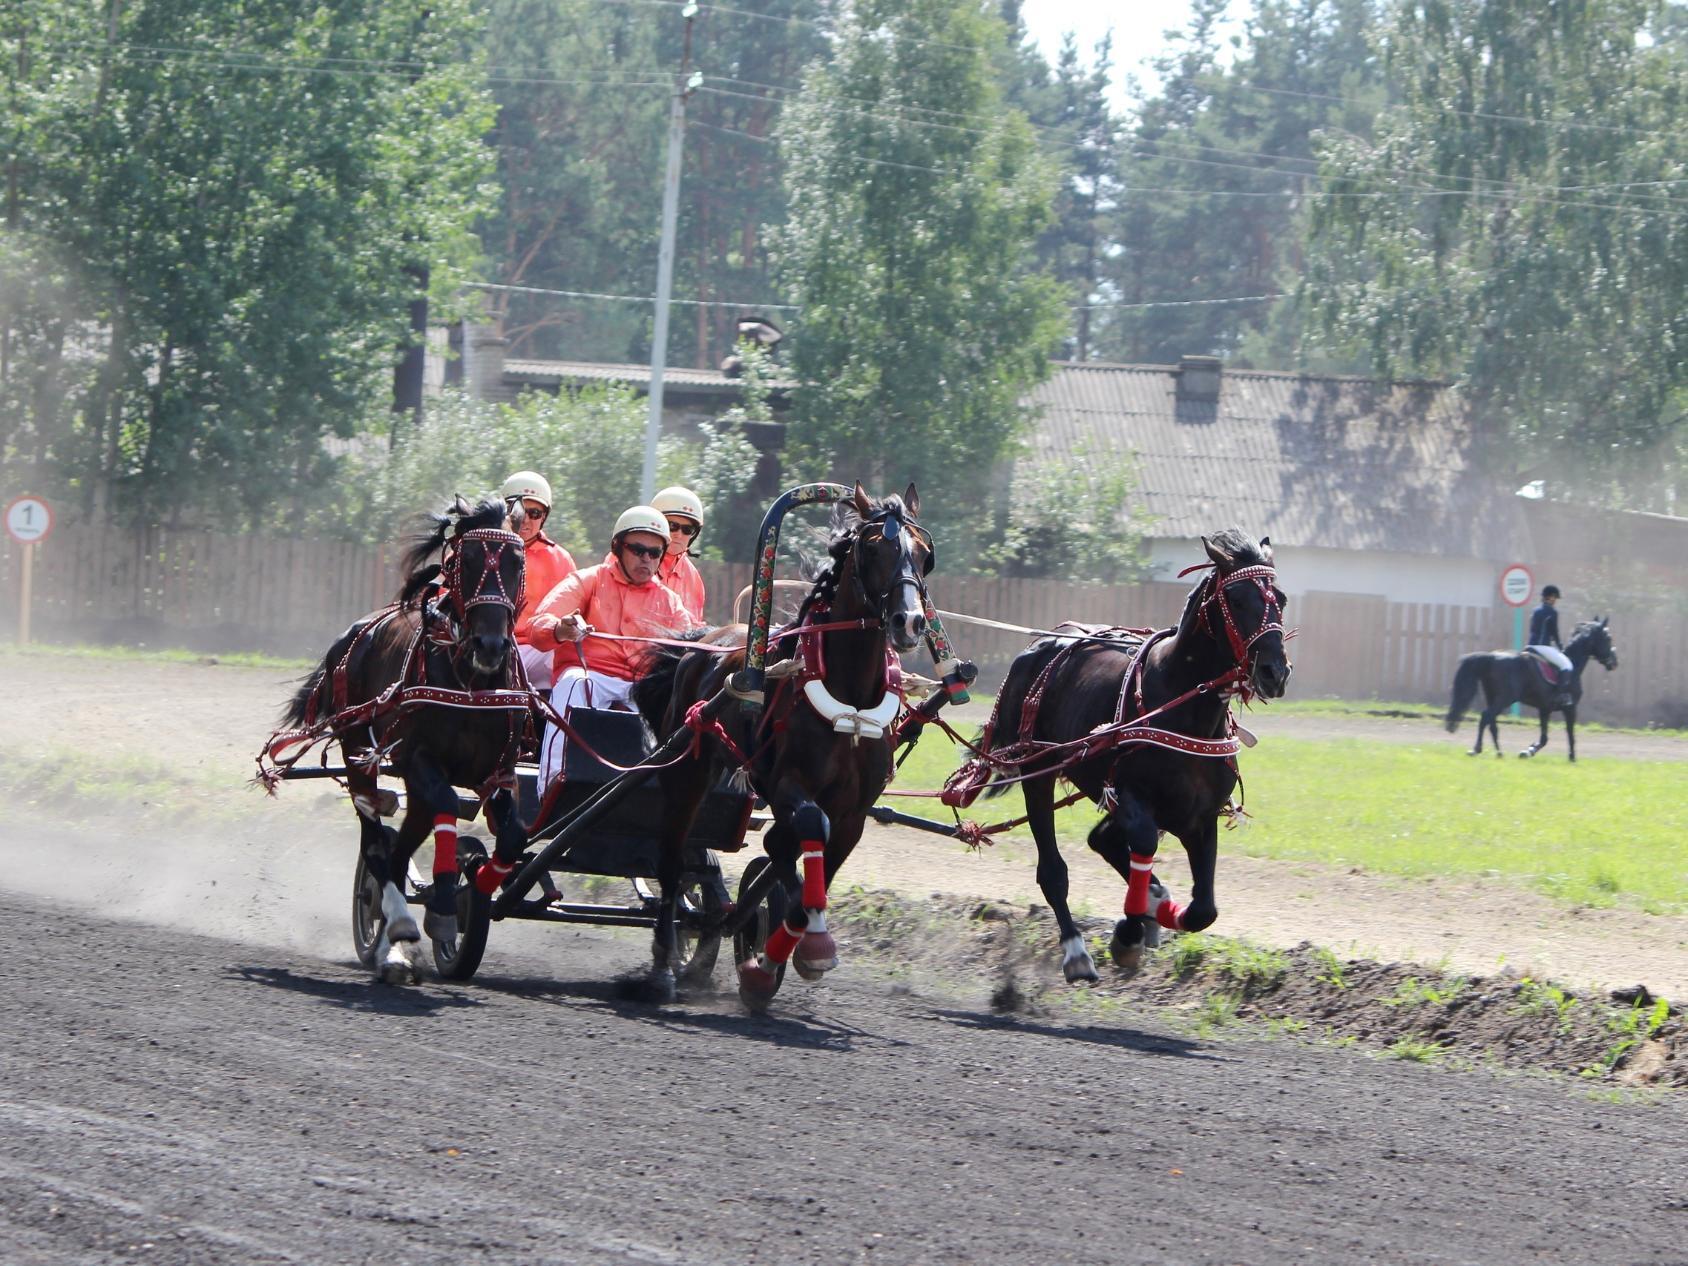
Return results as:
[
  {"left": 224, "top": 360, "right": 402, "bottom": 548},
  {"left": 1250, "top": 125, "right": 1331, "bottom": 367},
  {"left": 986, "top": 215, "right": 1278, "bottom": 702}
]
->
[{"left": 1176, "top": 354, "right": 1222, "bottom": 403}]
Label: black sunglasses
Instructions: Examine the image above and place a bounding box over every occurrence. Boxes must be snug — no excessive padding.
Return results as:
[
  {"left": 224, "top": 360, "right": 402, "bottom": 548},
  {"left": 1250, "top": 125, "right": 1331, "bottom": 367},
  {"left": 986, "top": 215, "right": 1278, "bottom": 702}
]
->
[
  {"left": 622, "top": 542, "right": 664, "bottom": 561},
  {"left": 666, "top": 519, "right": 700, "bottom": 538}
]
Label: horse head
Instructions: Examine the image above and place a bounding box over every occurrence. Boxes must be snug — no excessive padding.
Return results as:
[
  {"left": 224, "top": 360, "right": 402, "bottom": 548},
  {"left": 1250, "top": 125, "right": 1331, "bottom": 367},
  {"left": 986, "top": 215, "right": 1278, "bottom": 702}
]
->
[
  {"left": 1192, "top": 528, "right": 1290, "bottom": 699},
  {"left": 1579, "top": 616, "right": 1619, "bottom": 671},
  {"left": 837, "top": 481, "right": 933, "bottom": 652},
  {"left": 403, "top": 495, "right": 525, "bottom": 680}
]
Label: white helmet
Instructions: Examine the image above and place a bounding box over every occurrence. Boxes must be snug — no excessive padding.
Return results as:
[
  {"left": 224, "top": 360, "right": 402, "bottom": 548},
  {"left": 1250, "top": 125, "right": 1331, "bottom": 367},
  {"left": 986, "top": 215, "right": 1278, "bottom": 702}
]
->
[
  {"left": 500, "top": 470, "right": 552, "bottom": 510},
  {"left": 651, "top": 485, "right": 705, "bottom": 525},
  {"left": 612, "top": 504, "right": 669, "bottom": 541}
]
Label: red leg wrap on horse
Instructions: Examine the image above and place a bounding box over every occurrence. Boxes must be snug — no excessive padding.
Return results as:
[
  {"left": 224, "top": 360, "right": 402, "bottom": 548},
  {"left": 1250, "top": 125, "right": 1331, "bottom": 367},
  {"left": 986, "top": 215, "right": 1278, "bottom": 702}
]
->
[
  {"left": 763, "top": 918, "right": 805, "bottom": 966},
  {"left": 432, "top": 815, "right": 458, "bottom": 877},
  {"left": 1124, "top": 853, "right": 1155, "bottom": 916},
  {"left": 1154, "top": 899, "right": 1185, "bottom": 931},
  {"left": 801, "top": 847, "right": 827, "bottom": 912}
]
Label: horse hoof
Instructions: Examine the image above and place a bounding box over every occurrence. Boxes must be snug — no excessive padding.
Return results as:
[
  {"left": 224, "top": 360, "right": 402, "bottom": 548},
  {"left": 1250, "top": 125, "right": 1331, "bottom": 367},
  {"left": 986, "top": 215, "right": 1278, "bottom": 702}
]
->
[
  {"left": 649, "top": 967, "right": 677, "bottom": 1004},
  {"left": 424, "top": 911, "right": 458, "bottom": 944},
  {"left": 1109, "top": 919, "right": 1147, "bottom": 976},
  {"left": 737, "top": 959, "right": 779, "bottom": 1011},
  {"left": 1060, "top": 935, "right": 1100, "bottom": 984},
  {"left": 378, "top": 945, "right": 416, "bottom": 986},
  {"left": 793, "top": 931, "right": 839, "bottom": 981}
]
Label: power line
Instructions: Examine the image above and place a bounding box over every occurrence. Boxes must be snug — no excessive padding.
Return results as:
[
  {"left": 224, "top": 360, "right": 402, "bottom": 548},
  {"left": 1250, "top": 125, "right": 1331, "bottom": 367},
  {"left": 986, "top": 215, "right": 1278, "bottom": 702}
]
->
[
  {"left": 468, "top": 281, "right": 800, "bottom": 310},
  {"left": 1076, "top": 293, "right": 1284, "bottom": 311}
]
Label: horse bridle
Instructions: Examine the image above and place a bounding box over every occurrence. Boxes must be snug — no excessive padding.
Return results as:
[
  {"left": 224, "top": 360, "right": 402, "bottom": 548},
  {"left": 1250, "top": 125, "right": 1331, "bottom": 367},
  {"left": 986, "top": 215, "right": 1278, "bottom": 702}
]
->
[
  {"left": 442, "top": 527, "right": 526, "bottom": 625},
  {"left": 1184, "top": 561, "right": 1286, "bottom": 670},
  {"left": 849, "top": 507, "right": 933, "bottom": 622}
]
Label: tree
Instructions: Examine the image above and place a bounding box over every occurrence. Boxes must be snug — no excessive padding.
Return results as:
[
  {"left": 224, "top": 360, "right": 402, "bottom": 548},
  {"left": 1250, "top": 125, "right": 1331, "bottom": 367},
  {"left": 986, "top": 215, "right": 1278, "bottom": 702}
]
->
[
  {"left": 1103, "top": 0, "right": 1383, "bottom": 367},
  {"left": 1, "top": 0, "right": 493, "bottom": 525},
  {"left": 1304, "top": 0, "right": 1688, "bottom": 500},
  {"left": 771, "top": 0, "right": 1067, "bottom": 560}
]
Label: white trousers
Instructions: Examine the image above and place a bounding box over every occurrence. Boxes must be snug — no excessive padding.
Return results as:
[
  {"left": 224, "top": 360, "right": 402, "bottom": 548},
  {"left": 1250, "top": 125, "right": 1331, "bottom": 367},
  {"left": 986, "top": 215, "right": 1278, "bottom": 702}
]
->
[
  {"left": 1528, "top": 645, "right": 1573, "bottom": 672},
  {"left": 539, "top": 666, "right": 638, "bottom": 789},
  {"left": 517, "top": 643, "right": 554, "bottom": 690}
]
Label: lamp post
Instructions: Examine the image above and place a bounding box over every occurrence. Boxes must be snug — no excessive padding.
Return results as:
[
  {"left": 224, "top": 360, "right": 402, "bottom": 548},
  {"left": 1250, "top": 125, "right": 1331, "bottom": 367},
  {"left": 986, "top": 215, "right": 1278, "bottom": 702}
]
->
[{"left": 641, "top": 3, "right": 701, "bottom": 504}]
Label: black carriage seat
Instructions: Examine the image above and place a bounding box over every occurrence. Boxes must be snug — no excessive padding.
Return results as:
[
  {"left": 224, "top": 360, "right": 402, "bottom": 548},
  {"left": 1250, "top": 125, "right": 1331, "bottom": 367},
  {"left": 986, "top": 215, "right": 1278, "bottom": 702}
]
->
[{"left": 514, "top": 708, "right": 753, "bottom": 879}]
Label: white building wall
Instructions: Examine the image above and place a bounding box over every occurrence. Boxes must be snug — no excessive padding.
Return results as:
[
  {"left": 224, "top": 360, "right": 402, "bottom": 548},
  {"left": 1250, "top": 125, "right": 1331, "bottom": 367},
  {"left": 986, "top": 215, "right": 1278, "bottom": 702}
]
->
[{"left": 1147, "top": 538, "right": 1503, "bottom": 608}]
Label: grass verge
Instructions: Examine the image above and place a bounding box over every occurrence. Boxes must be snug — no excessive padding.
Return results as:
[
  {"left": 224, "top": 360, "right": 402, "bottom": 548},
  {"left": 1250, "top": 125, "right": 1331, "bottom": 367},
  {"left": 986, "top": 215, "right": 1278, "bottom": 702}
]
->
[
  {"left": 0, "top": 641, "right": 315, "bottom": 671},
  {"left": 889, "top": 732, "right": 1688, "bottom": 914}
]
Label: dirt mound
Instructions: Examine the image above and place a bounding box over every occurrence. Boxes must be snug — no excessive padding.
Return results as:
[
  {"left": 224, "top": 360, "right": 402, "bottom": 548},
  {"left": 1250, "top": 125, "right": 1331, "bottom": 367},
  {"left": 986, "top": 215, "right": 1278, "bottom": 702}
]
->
[{"left": 829, "top": 893, "right": 1687, "bottom": 1087}]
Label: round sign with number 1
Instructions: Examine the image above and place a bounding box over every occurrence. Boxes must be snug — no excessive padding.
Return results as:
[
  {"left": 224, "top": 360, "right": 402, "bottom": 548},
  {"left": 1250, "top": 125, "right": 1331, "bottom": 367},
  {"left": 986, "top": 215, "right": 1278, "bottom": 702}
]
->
[{"left": 5, "top": 495, "right": 53, "bottom": 546}]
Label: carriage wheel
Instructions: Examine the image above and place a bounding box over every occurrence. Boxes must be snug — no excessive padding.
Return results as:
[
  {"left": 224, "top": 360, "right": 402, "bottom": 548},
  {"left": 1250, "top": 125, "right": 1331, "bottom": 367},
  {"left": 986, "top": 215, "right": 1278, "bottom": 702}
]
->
[
  {"left": 731, "top": 855, "right": 787, "bottom": 996},
  {"left": 431, "top": 836, "right": 492, "bottom": 981},
  {"left": 351, "top": 826, "right": 401, "bottom": 967}
]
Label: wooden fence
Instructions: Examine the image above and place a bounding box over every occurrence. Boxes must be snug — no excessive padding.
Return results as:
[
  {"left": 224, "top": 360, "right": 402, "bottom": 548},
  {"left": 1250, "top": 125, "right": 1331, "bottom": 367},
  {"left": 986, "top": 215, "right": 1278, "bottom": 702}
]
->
[{"left": 5, "top": 526, "right": 1685, "bottom": 724}]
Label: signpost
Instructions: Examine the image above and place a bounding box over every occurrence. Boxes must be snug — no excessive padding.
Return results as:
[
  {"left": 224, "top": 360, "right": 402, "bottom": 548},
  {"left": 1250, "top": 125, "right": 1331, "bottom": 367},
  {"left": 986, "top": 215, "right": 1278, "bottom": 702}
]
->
[
  {"left": 5, "top": 495, "right": 53, "bottom": 646},
  {"left": 1499, "top": 563, "right": 1533, "bottom": 717}
]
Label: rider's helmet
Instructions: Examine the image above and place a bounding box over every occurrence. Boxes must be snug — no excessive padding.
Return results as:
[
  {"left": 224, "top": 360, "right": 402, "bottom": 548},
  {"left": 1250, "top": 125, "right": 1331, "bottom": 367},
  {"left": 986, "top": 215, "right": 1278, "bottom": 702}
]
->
[
  {"left": 612, "top": 504, "right": 670, "bottom": 543},
  {"left": 1542, "top": 584, "right": 1561, "bottom": 600},
  {"left": 500, "top": 470, "right": 552, "bottom": 511},
  {"left": 651, "top": 485, "right": 705, "bottom": 528}
]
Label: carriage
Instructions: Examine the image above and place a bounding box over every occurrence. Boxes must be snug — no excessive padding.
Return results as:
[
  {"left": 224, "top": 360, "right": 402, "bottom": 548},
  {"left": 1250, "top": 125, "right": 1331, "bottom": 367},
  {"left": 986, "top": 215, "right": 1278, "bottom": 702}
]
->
[
  {"left": 265, "top": 482, "right": 974, "bottom": 994},
  {"left": 261, "top": 481, "right": 1288, "bottom": 1004}
]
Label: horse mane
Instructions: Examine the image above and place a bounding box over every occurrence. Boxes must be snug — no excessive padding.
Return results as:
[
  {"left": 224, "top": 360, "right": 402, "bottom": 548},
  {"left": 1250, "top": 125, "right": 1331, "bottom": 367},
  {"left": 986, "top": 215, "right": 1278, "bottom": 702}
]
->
[{"left": 397, "top": 494, "right": 508, "bottom": 607}]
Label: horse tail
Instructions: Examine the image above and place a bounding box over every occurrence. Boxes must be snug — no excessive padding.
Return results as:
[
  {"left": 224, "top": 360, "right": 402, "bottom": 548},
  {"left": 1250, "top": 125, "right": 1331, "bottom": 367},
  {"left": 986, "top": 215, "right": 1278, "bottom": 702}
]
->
[
  {"left": 283, "top": 620, "right": 364, "bottom": 728},
  {"left": 1446, "top": 655, "right": 1485, "bottom": 732}
]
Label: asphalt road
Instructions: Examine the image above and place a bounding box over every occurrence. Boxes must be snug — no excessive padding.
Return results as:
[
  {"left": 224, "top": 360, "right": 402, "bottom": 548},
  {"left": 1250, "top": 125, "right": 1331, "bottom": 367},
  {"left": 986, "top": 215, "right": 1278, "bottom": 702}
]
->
[{"left": 4, "top": 890, "right": 1686, "bottom": 1265}]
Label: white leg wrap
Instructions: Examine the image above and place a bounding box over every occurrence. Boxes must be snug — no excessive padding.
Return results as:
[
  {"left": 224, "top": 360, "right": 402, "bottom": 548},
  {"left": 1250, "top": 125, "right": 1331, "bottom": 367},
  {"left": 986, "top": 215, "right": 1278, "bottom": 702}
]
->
[
  {"left": 381, "top": 882, "right": 418, "bottom": 942},
  {"left": 806, "top": 909, "right": 829, "bottom": 934}
]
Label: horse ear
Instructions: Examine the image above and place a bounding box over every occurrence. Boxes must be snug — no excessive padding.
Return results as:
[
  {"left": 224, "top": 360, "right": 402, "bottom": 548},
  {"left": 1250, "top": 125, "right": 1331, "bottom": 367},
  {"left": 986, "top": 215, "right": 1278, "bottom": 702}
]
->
[
  {"left": 1601, "top": 614, "right": 1609, "bottom": 627},
  {"left": 451, "top": 493, "right": 471, "bottom": 519},
  {"left": 903, "top": 482, "right": 920, "bottom": 518},
  {"left": 1203, "top": 535, "right": 1232, "bottom": 567},
  {"left": 853, "top": 481, "right": 873, "bottom": 517}
]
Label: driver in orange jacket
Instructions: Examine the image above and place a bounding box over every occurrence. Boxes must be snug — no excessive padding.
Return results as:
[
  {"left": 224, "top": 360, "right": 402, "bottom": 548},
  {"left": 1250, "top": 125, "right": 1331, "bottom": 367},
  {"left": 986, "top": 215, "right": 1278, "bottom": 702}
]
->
[
  {"left": 526, "top": 504, "right": 699, "bottom": 791},
  {"left": 500, "top": 470, "right": 576, "bottom": 690}
]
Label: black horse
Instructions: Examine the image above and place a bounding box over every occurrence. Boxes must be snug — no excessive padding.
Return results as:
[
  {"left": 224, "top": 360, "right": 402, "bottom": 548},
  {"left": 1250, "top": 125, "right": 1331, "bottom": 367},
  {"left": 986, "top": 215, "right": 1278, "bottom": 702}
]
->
[
  {"left": 970, "top": 529, "right": 1290, "bottom": 983},
  {"left": 278, "top": 496, "right": 530, "bottom": 982},
  {"left": 1444, "top": 617, "right": 1618, "bottom": 762},
  {"left": 635, "top": 482, "right": 934, "bottom": 1009}
]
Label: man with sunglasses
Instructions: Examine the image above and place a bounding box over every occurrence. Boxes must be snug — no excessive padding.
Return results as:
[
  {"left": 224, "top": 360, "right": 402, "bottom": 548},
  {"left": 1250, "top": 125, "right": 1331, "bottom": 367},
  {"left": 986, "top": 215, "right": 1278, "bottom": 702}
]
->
[
  {"left": 500, "top": 470, "right": 576, "bottom": 690},
  {"left": 651, "top": 485, "right": 707, "bottom": 622},
  {"left": 528, "top": 504, "right": 698, "bottom": 790}
]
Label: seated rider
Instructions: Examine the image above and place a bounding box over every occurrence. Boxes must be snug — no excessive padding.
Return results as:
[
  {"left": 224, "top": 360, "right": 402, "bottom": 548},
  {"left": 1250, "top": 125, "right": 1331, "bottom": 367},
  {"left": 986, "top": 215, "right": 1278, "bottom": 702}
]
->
[
  {"left": 1526, "top": 583, "right": 1575, "bottom": 709},
  {"left": 527, "top": 504, "right": 699, "bottom": 790},
  {"left": 652, "top": 485, "right": 707, "bottom": 622},
  {"left": 500, "top": 470, "right": 576, "bottom": 690}
]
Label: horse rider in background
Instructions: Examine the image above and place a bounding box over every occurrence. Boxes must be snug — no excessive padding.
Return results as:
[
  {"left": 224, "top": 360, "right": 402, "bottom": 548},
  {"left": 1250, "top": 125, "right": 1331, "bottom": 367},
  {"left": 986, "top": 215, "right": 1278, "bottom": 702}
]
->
[
  {"left": 1527, "top": 583, "right": 1576, "bottom": 710},
  {"left": 652, "top": 485, "right": 707, "bottom": 622},
  {"left": 501, "top": 470, "right": 576, "bottom": 690},
  {"left": 526, "top": 504, "right": 699, "bottom": 791}
]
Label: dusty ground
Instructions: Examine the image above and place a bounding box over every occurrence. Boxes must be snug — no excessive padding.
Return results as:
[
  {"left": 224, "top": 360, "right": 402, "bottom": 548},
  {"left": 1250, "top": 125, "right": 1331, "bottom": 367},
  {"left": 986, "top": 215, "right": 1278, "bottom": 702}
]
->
[{"left": 2, "top": 652, "right": 1684, "bottom": 1002}]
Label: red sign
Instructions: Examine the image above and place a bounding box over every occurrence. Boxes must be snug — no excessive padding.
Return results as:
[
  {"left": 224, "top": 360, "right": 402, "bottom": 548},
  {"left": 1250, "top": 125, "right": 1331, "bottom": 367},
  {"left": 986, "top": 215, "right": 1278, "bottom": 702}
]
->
[
  {"left": 1499, "top": 563, "right": 1533, "bottom": 607},
  {"left": 4, "top": 495, "right": 52, "bottom": 546}
]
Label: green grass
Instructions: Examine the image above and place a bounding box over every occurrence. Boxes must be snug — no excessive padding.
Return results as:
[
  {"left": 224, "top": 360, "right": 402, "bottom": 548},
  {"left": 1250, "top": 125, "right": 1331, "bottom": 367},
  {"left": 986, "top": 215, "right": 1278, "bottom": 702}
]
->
[
  {"left": 891, "top": 728, "right": 1688, "bottom": 913},
  {"left": 0, "top": 642, "right": 315, "bottom": 671},
  {"left": 0, "top": 745, "right": 252, "bottom": 820}
]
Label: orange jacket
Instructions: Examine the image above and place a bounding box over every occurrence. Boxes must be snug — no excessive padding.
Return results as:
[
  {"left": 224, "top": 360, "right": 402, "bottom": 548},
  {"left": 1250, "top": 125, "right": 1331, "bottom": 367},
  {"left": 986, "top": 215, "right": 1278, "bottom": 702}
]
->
[
  {"left": 531, "top": 554, "right": 698, "bottom": 679},
  {"left": 515, "top": 535, "right": 577, "bottom": 644},
  {"left": 658, "top": 551, "right": 706, "bottom": 623}
]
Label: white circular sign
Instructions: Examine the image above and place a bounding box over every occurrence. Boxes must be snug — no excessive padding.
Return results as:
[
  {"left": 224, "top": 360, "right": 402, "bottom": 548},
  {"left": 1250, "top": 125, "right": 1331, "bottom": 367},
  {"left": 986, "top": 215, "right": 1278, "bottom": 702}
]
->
[
  {"left": 4, "top": 495, "right": 53, "bottom": 545},
  {"left": 1499, "top": 563, "right": 1533, "bottom": 608}
]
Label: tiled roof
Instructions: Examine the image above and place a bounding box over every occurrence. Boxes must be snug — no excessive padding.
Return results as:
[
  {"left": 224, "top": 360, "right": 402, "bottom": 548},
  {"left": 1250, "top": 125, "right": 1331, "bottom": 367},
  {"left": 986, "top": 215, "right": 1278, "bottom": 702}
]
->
[{"left": 1024, "top": 361, "right": 1532, "bottom": 560}]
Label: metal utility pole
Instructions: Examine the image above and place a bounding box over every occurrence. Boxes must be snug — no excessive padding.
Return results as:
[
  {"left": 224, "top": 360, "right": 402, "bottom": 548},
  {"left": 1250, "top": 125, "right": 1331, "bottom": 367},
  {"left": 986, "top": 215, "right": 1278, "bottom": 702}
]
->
[{"left": 641, "top": 3, "right": 701, "bottom": 505}]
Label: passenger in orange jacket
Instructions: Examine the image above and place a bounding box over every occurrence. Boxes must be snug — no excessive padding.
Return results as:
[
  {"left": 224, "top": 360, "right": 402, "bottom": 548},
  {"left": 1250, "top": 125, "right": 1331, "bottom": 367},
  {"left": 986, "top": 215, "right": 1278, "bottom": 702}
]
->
[
  {"left": 500, "top": 470, "right": 576, "bottom": 689},
  {"left": 652, "top": 485, "right": 707, "bottom": 622},
  {"left": 528, "top": 504, "right": 698, "bottom": 790}
]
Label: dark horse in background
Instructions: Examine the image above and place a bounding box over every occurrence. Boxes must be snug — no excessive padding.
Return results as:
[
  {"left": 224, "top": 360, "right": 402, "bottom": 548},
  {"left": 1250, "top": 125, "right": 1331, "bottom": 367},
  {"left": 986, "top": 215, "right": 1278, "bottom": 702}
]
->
[
  {"left": 1444, "top": 617, "right": 1618, "bottom": 762},
  {"left": 279, "top": 496, "right": 529, "bottom": 982},
  {"left": 636, "top": 483, "right": 934, "bottom": 1009},
  {"left": 978, "top": 529, "right": 1290, "bottom": 984}
]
